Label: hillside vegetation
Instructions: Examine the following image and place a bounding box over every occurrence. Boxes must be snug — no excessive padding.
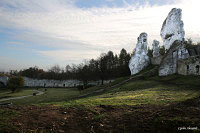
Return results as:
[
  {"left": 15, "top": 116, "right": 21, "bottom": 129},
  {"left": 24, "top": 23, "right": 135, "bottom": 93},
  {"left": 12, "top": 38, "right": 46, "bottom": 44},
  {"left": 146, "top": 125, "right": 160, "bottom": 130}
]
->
[
  {"left": 54, "top": 74, "right": 200, "bottom": 107},
  {"left": 0, "top": 67, "right": 200, "bottom": 132}
]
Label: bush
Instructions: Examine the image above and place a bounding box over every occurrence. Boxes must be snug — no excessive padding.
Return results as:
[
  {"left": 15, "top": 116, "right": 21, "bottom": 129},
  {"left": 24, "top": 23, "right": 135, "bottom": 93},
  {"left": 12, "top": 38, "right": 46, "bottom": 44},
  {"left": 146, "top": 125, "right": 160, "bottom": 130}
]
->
[
  {"left": 7, "top": 76, "right": 24, "bottom": 92},
  {"left": 147, "top": 48, "right": 153, "bottom": 58},
  {"left": 160, "top": 46, "right": 166, "bottom": 56},
  {"left": 77, "top": 85, "right": 84, "bottom": 91}
]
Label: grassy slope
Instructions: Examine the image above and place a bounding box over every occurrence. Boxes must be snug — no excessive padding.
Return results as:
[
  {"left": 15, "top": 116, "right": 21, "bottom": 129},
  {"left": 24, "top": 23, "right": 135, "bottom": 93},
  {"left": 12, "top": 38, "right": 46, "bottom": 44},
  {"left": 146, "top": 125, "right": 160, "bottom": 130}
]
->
[
  {"left": 0, "top": 72, "right": 200, "bottom": 132},
  {"left": 55, "top": 75, "right": 200, "bottom": 106},
  {"left": 4, "top": 72, "right": 200, "bottom": 107},
  {"left": 6, "top": 76, "right": 129, "bottom": 105},
  {"left": 8, "top": 88, "right": 80, "bottom": 105}
]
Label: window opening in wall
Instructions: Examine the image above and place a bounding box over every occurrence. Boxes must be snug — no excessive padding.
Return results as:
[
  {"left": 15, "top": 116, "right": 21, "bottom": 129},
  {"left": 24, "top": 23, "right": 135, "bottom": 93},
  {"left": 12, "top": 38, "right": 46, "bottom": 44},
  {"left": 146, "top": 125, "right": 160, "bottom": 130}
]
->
[
  {"left": 187, "top": 65, "right": 189, "bottom": 74},
  {"left": 180, "top": 50, "right": 183, "bottom": 58},
  {"left": 172, "top": 51, "right": 177, "bottom": 59},
  {"left": 196, "top": 65, "right": 199, "bottom": 73}
]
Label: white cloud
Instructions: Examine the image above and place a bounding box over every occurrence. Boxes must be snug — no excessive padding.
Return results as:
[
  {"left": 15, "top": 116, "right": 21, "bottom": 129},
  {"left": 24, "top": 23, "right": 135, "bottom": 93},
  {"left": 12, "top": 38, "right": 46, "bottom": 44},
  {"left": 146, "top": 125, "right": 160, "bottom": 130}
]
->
[
  {"left": 0, "top": 0, "right": 200, "bottom": 69},
  {"left": 38, "top": 50, "right": 102, "bottom": 62}
]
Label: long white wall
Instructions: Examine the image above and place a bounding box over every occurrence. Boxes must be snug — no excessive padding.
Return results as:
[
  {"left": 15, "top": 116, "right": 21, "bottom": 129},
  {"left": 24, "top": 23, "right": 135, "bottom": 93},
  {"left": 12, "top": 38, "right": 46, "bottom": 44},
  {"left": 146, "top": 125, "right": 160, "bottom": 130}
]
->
[
  {"left": 0, "top": 76, "right": 8, "bottom": 85},
  {"left": 0, "top": 76, "right": 113, "bottom": 88}
]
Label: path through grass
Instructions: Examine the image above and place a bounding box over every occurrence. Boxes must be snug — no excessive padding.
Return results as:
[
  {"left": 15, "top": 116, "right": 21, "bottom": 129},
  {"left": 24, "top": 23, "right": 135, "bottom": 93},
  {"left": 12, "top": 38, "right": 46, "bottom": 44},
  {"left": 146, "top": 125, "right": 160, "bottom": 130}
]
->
[{"left": 0, "top": 89, "right": 36, "bottom": 100}]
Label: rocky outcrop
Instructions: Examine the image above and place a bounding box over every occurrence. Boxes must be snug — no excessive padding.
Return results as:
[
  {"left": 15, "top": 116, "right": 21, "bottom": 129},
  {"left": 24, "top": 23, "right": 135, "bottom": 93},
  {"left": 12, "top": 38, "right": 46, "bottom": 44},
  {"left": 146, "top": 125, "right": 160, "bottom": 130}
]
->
[
  {"left": 152, "top": 40, "right": 160, "bottom": 57},
  {"left": 129, "top": 32, "right": 150, "bottom": 75},
  {"left": 160, "top": 8, "right": 185, "bottom": 50}
]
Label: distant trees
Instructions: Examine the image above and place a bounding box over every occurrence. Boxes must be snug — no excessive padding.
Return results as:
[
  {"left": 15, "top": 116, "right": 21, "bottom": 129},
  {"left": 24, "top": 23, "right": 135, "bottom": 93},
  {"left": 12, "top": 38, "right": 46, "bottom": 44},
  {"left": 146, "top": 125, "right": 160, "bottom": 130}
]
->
[
  {"left": 9, "top": 46, "right": 173, "bottom": 86},
  {"left": 68, "top": 49, "right": 131, "bottom": 86},
  {"left": 185, "top": 38, "right": 200, "bottom": 49},
  {"left": 19, "top": 66, "right": 44, "bottom": 79},
  {"left": 5, "top": 39, "right": 200, "bottom": 87},
  {"left": 118, "top": 49, "right": 131, "bottom": 77},
  {"left": 14, "top": 48, "right": 131, "bottom": 85},
  {"left": 49, "top": 65, "right": 62, "bottom": 73},
  {"left": 7, "top": 76, "right": 24, "bottom": 92}
]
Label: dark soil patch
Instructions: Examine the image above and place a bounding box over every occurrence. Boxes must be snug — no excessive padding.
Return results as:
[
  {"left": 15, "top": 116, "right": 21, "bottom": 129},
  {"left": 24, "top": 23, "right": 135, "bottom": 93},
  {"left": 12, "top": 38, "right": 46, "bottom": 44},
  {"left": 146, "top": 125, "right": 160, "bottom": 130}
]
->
[{"left": 1, "top": 97, "right": 200, "bottom": 133}]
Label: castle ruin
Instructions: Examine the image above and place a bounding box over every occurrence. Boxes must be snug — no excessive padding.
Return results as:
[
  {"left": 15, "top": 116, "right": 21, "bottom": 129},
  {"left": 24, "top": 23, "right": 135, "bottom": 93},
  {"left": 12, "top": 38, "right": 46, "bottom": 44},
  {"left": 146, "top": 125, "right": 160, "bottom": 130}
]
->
[{"left": 129, "top": 8, "right": 200, "bottom": 76}]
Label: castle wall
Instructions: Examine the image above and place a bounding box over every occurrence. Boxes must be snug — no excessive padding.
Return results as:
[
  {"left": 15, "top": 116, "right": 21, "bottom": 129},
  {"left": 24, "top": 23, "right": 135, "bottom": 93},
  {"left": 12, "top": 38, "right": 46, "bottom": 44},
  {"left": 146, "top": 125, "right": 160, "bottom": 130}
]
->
[
  {"left": 151, "top": 56, "right": 163, "bottom": 65},
  {"left": 0, "top": 76, "right": 113, "bottom": 88},
  {"left": 23, "top": 77, "right": 81, "bottom": 87},
  {"left": 159, "top": 41, "right": 189, "bottom": 76},
  {"left": 178, "top": 56, "right": 200, "bottom": 75}
]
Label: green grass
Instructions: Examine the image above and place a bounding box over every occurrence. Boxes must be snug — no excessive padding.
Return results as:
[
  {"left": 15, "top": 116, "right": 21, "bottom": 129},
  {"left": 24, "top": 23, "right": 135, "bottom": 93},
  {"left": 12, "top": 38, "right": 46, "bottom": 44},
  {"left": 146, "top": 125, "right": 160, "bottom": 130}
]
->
[
  {"left": 80, "top": 76, "right": 130, "bottom": 94},
  {"left": 109, "top": 76, "right": 130, "bottom": 86},
  {"left": 2, "top": 74, "right": 200, "bottom": 107},
  {"left": 150, "top": 74, "right": 200, "bottom": 87},
  {"left": 0, "top": 88, "right": 36, "bottom": 99},
  {"left": 57, "top": 80, "right": 200, "bottom": 106},
  {"left": 80, "top": 85, "right": 104, "bottom": 94},
  {"left": 131, "top": 64, "right": 158, "bottom": 77},
  {"left": 1, "top": 73, "right": 200, "bottom": 132},
  {"left": 9, "top": 88, "right": 81, "bottom": 105}
]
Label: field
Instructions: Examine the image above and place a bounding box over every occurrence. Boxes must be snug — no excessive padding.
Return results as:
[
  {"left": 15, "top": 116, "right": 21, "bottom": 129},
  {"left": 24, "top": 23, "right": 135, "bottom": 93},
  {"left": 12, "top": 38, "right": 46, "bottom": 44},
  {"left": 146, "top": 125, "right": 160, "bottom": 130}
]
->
[
  {"left": 0, "top": 89, "right": 37, "bottom": 100},
  {"left": 8, "top": 88, "right": 80, "bottom": 105},
  {"left": 58, "top": 79, "right": 200, "bottom": 106},
  {"left": 0, "top": 74, "right": 200, "bottom": 132}
]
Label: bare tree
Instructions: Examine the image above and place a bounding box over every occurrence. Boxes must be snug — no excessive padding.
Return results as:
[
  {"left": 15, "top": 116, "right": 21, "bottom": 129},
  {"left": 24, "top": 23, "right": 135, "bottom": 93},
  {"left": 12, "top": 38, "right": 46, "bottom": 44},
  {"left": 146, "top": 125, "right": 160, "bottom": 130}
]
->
[{"left": 49, "top": 65, "right": 61, "bottom": 73}]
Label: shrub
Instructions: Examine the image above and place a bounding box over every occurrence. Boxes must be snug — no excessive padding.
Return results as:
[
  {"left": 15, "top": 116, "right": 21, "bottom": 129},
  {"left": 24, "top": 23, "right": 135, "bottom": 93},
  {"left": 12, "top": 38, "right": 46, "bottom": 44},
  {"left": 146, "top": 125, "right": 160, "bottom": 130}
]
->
[
  {"left": 7, "top": 76, "right": 24, "bottom": 92},
  {"left": 160, "top": 45, "right": 166, "bottom": 56}
]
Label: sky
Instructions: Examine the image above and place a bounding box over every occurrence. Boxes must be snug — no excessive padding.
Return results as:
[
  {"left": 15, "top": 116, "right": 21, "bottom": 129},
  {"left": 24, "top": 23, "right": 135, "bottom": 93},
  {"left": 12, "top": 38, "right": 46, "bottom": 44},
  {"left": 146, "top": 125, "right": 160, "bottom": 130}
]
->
[{"left": 0, "top": 0, "right": 200, "bottom": 71}]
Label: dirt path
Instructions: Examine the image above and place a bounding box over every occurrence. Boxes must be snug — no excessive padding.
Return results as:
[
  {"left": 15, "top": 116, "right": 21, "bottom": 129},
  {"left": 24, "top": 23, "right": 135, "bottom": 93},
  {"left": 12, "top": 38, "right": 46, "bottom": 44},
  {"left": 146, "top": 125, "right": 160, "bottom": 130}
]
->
[{"left": 0, "top": 90, "right": 44, "bottom": 102}]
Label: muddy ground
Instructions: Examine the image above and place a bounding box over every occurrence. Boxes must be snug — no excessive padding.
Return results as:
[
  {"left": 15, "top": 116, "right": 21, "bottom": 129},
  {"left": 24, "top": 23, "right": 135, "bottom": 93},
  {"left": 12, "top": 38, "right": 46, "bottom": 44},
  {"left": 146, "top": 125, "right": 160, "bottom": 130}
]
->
[{"left": 1, "top": 96, "right": 200, "bottom": 133}]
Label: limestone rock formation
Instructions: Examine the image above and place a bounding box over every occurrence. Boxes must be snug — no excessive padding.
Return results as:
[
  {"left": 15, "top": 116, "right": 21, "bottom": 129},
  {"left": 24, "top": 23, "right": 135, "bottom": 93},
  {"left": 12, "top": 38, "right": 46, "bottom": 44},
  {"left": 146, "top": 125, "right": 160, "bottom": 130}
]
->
[
  {"left": 152, "top": 40, "right": 160, "bottom": 57},
  {"left": 160, "top": 8, "right": 185, "bottom": 50},
  {"left": 129, "top": 32, "right": 150, "bottom": 75}
]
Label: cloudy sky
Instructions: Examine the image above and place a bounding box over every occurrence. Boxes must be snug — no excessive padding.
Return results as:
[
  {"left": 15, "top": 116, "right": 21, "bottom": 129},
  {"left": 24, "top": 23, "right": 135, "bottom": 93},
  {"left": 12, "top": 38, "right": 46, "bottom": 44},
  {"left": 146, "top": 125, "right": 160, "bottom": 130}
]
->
[{"left": 0, "top": 0, "right": 200, "bottom": 71}]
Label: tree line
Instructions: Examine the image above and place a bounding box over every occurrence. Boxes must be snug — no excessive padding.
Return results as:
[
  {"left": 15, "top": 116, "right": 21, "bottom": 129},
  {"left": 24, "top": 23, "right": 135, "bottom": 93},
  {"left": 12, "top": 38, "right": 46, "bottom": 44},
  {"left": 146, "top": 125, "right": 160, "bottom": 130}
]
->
[
  {"left": 8, "top": 48, "right": 131, "bottom": 86},
  {"left": 1, "top": 45, "right": 169, "bottom": 87}
]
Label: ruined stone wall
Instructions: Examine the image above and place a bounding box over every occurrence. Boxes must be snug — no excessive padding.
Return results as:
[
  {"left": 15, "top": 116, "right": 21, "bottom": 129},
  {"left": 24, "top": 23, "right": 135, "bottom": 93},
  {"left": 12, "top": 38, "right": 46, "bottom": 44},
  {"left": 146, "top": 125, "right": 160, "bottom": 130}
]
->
[
  {"left": 158, "top": 8, "right": 190, "bottom": 76},
  {"left": 0, "top": 76, "right": 113, "bottom": 88},
  {"left": 178, "top": 56, "right": 200, "bottom": 75},
  {"left": 151, "top": 56, "right": 163, "bottom": 65},
  {"left": 159, "top": 47, "right": 177, "bottom": 76},
  {"left": 24, "top": 77, "right": 81, "bottom": 87},
  {"left": 159, "top": 41, "right": 189, "bottom": 76}
]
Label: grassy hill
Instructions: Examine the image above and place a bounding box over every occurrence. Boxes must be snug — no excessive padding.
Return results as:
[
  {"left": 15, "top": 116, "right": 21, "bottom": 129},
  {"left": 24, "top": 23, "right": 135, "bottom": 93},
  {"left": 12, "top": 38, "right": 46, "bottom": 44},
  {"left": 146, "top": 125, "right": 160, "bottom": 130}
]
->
[{"left": 0, "top": 67, "right": 200, "bottom": 132}]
